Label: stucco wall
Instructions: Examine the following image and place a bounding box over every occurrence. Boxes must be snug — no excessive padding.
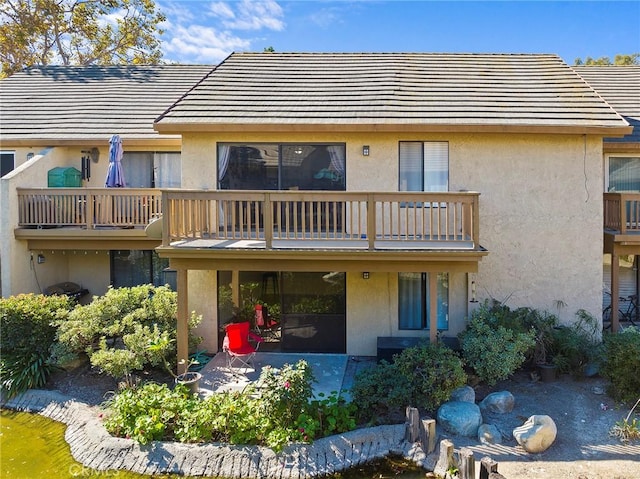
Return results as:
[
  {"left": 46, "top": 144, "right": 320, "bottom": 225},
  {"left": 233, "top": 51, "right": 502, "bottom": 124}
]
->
[
  {"left": 2, "top": 143, "right": 182, "bottom": 297},
  {"left": 179, "top": 132, "right": 603, "bottom": 355}
]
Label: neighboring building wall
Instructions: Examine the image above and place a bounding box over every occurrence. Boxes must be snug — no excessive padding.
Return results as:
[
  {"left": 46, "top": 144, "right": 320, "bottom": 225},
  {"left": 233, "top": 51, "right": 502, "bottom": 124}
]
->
[
  {"left": 1, "top": 147, "right": 60, "bottom": 296},
  {"left": 180, "top": 131, "right": 604, "bottom": 354}
]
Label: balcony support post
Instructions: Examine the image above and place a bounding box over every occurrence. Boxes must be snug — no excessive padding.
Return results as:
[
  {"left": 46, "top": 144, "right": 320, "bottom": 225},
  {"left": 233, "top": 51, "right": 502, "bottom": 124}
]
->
[
  {"left": 177, "top": 268, "right": 189, "bottom": 375},
  {"left": 367, "top": 194, "right": 375, "bottom": 250},
  {"left": 611, "top": 254, "right": 620, "bottom": 333},
  {"left": 263, "top": 192, "right": 273, "bottom": 249},
  {"left": 429, "top": 273, "right": 438, "bottom": 344}
]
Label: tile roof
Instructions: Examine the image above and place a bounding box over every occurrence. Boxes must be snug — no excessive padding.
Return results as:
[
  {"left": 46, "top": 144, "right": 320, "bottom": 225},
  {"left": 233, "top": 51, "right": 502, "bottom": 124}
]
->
[
  {"left": 573, "top": 65, "right": 640, "bottom": 144},
  {"left": 155, "top": 52, "right": 630, "bottom": 135},
  {"left": 0, "top": 65, "right": 213, "bottom": 144}
]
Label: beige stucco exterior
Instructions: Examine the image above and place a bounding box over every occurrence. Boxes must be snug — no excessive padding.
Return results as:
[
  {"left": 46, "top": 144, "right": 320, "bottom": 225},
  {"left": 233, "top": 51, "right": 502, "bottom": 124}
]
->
[
  {"left": 175, "top": 131, "right": 604, "bottom": 355},
  {"left": 1, "top": 143, "right": 178, "bottom": 298}
]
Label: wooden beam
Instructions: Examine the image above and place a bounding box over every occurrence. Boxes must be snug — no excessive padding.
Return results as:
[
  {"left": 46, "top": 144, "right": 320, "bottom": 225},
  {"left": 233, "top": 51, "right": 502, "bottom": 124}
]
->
[
  {"left": 429, "top": 273, "right": 438, "bottom": 344},
  {"left": 177, "top": 269, "right": 189, "bottom": 375},
  {"left": 611, "top": 254, "right": 620, "bottom": 333}
]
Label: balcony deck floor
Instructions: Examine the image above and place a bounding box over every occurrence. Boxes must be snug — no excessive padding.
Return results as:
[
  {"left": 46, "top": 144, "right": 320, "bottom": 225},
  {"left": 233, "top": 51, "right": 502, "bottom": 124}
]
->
[{"left": 169, "top": 236, "right": 475, "bottom": 250}]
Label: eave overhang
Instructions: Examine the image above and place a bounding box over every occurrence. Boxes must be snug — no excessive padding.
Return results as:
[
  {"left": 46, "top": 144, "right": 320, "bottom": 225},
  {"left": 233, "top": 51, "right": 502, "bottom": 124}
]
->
[
  {"left": 154, "top": 122, "right": 633, "bottom": 137},
  {"left": 156, "top": 245, "right": 489, "bottom": 273}
]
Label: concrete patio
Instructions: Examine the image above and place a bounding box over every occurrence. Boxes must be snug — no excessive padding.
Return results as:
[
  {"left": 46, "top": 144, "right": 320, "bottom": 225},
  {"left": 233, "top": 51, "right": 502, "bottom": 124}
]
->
[{"left": 197, "top": 352, "right": 374, "bottom": 400}]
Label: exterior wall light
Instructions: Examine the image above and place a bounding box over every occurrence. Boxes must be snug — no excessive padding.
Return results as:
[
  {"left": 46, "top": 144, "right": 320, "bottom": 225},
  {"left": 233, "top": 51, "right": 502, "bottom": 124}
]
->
[
  {"left": 362, "top": 272, "right": 369, "bottom": 279},
  {"left": 362, "top": 145, "right": 370, "bottom": 156}
]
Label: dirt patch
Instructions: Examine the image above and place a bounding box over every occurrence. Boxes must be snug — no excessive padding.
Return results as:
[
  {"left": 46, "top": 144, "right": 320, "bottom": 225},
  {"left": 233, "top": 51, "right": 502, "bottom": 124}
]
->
[{"left": 445, "top": 371, "right": 640, "bottom": 479}]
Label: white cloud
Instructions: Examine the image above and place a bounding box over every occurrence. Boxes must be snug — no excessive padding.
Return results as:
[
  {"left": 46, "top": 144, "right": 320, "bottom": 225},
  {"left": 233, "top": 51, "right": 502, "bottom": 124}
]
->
[
  {"left": 163, "top": 24, "right": 251, "bottom": 63},
  {"left": 212, "top": 0, "right": 285, "bottom": 31},
  {"left": 209, "top": 2, "right": 235, "bottom": 20},
  {"left": 158, "top": 1, "right": 284, "bottom": 64}
]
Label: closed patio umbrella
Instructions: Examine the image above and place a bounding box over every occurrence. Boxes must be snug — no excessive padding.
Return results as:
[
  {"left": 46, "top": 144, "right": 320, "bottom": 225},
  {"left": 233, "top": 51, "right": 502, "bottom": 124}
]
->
[{"left": 105, "top": 134, "right": 126, "bottom": 187}]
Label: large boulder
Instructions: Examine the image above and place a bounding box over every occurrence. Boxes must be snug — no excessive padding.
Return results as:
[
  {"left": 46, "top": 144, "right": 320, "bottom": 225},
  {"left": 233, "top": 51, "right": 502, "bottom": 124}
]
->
[
  {"left": 437, "top": 401, "right": 482, "bottom": 437},
  {"left": 450, "top": 385, "right": 476, "bottom": 403},
  {"left": 480, "top": 391, "right": 515, "bottom": 414},
  {"left": 478, "top": 423, "right": 502, "bottom": 445},
  {"left": 513, "top": 415, "right": 557, "bottom": 453}
]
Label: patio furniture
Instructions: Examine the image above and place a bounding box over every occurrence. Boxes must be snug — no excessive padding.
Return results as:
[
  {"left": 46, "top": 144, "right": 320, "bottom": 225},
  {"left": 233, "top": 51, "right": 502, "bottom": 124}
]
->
[
  {"left": 254, "top": 304, "right": 280, "bottom": 339},
  {"left": 223, "top": 321, "right": 264, "bottom": 371}
]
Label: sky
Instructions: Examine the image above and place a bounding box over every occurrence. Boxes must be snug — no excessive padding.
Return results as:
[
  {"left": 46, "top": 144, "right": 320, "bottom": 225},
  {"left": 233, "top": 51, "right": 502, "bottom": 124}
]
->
[{"left": 156, "top": 0, "right": 640, "bottom": 65}]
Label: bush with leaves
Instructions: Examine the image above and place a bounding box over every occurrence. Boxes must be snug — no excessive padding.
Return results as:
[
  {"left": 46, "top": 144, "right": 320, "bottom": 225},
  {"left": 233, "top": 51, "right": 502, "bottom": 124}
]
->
[
  {"left": 601, "top": 327, "right": 640, "bottom": 404},
  {"left": 551, "top": 309, "right": 600, "bottom": 376},
  {"left": 351, "top": 342, "right": 467, "bottom": 423},
  {"left": 0, "top": 293, "right": 73, "bottom": 398},
  {"left": 459, "top": 301, "right": 536, "bottom": 385},
  {"left": 55, "top": 285, "right": 201, "bottom": 383},
  {"left": 103, "top": 359, "right": 356, "bottom": 452}
]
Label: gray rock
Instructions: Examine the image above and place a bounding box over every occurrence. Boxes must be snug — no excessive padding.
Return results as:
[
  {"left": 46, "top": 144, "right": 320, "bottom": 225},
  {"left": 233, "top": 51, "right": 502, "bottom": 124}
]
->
[
  {"left": 480, "top": 391, "right": 515, "bottom": 414},
  {"left": 450, "top": 385, "right": 475, "bottom": 403},
  {"left": 478, "top": 423, "right": 502, "bottom": 445},
  {"left": 584, "top": 362, "right": 600, "bottom": 377},
  {"left": 436, "top": 401, "right": 483, "bottom": 437},
  {"left": 513, "top": 415, "right": 557, "bottom": 453}
]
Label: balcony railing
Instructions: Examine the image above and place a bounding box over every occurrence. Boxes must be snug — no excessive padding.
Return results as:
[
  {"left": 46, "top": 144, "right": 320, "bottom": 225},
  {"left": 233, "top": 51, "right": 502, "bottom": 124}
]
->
[
  {"left": 17, "top": 188, "right": 162, "bottom": 229},
  {"left": 164, "top": 190, "right": 480, "bottom": 250},
  {"left": 604, "top": 192, "right": 640, "bottom": 234}
]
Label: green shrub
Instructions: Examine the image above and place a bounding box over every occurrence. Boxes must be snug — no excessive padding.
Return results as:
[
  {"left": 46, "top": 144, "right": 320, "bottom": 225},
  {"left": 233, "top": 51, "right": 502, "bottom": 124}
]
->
[
  {"left": 103, "top": 360, "right": 356, "bottom": 452},
  {"left": 351, "top": 342, "right": 467, "bottom": 422},
  {"left": 0, "top": 294, "right": 73, "bottom": 398},
  {"left": 55, "top": 285, "right": 201, "bottom": 382},
  {"left": 551, "top": 309, "right": 600, "bottom": 376},
  {"left": 459, "top": 301, "right": 536, "bottom": 385},
  {"left": 601, "top": 327, "right": 640, "bottom": 404}
]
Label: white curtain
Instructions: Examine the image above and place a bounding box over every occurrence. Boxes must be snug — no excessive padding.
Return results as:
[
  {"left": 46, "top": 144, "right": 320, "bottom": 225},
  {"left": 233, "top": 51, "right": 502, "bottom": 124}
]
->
[
  {"left": 154, "top": 152, "right": 181, "bottom": 188},
  {"left": 218, "top": 145, "right": 231, "bottom": 185},
  {"left": 327, "top": 145, "right": 345, "bottom": 178}
]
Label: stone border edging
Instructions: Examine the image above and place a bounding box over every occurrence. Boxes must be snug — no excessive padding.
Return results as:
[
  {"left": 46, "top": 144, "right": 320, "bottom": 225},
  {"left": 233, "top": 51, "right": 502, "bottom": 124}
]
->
[{"left": 2, "top": 390, "right": 428, "bottom": 478}]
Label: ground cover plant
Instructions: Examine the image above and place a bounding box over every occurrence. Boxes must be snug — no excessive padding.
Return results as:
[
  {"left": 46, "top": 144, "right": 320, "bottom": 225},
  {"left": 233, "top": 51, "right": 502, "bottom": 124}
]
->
[{"left": 103, "top": 359, "right": 357, "bottom": 452}]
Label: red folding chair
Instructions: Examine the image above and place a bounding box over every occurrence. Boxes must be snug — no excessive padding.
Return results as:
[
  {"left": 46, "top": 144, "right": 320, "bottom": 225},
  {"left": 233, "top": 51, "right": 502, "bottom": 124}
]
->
[
  {"left": 254, "top": 304, "right": 280, "bottom": 339},
  {"left": 223, "top": 321, "right": 264, "bottom": 371}
]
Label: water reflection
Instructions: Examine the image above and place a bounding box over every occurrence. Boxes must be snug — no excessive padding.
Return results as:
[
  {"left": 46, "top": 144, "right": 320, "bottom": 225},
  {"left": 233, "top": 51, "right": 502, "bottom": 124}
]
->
[{"left": 0, "top": 410, "right": 426, "bottom": 479}]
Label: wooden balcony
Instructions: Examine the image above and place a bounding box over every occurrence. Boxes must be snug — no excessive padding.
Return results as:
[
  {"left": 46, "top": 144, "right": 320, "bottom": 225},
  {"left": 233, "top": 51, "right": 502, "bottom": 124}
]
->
[
  {"left": 163, "top": 190, "right": 482, "bottom": 252},
  {"left": 14, "top": 188, "right": 487, "bottom": 270},
  {"left": 604, "top": 192, "right": 640, "bottom": 255},
  {"left": 14, "top": 188, "right": 163, "bottom": 250}
]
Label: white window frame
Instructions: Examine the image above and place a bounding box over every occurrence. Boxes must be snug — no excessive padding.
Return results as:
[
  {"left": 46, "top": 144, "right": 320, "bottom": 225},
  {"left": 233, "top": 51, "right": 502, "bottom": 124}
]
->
[
  {"left": 605, "top": 153, "right": 640, "bottom": 192},
  {"left": 399, "top": 141, "right": 449, "bottom": 207}
]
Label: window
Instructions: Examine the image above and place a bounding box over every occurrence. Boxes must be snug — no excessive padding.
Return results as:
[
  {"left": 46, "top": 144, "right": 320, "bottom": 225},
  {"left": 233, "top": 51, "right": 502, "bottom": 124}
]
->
[
  {"left": 399, "top": 142, "right": 449, "bottom": 192},
  {"left": 110, "top": 250, "right": 172, "bottom": 289},
  {"left": 608, "top": 156, "right": 640, "bottom": 191},
  {"left": 218, "top": 143, "right": 346, "bottom": 191},
  {"left": 1, "top": 151, "right": 15, "bottom": 177},
  {"left": 120, "top": 152, "right": 181, "bottom": 188},
  {"left": 398, "top": 272, "right": 448, "bottom": 330}
]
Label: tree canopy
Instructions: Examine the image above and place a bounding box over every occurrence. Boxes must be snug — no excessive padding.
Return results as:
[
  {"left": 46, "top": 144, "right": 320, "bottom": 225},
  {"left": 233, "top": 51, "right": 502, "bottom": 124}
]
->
[
  {"left": 574, "top": 53, "right": 640, "bottom": 66},
  {"left": 0, "top": 0, "right": 166, "bottom": 77}
]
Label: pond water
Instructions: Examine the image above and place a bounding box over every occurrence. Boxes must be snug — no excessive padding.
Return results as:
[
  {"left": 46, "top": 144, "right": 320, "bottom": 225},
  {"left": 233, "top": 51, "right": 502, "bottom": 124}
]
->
[{"left": 0, "top": 410, "right": 426, "bottom": 479}]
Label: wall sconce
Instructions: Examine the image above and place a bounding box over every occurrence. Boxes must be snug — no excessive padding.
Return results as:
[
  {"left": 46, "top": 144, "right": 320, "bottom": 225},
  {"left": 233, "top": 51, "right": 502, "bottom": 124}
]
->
[
  {"left": 26, "top": 152, "right": 35, "bottom": 161},
  {"left": 362, "top": 145, "right": 370, "bottom": 156},
  {"left": 470, "top": 280, "right": 478, "bottom": 303},
  {"left": 362, "top": 272, "right": 369, "bottom": 280},
  {"left": 37, "top": 254, "right": 45, "bottom": 264}
]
